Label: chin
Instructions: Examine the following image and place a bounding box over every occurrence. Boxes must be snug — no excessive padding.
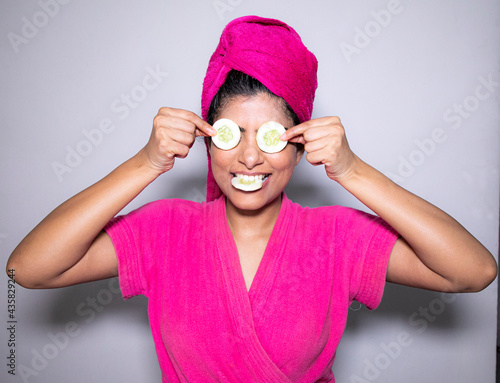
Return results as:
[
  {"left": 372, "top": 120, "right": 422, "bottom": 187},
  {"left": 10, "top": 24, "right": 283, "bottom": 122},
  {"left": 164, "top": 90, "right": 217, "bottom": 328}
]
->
[{"left": 225, "top": 189, "right": 281, "bottom": 212}]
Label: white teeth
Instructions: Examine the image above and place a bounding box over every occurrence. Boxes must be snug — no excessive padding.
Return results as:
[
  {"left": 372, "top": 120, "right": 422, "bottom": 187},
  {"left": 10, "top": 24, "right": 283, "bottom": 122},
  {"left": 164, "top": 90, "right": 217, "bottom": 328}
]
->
[{"left": 237, "top": 174, "right": 263, "bottom": 182}]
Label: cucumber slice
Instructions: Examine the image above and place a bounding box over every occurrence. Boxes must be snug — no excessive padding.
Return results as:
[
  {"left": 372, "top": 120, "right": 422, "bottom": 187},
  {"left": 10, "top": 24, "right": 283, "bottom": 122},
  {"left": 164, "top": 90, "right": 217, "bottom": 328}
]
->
[
  {"left": 212, "top": 118, "right": 240, "bottom": 150},
  {"left": 256, "top": 121, "right": 287, "bottom": 153},
  {"left": 231, "top": 175, "right": 263, "bottom": 191}
]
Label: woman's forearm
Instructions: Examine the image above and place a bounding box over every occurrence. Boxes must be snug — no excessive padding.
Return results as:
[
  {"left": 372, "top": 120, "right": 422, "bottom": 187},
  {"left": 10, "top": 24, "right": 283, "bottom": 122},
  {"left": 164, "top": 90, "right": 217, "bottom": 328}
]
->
[
  {"left": 338, "top": 155, "right": 497, "bottom": 292},
  {"left": 6, "top": 149, "right": 161, "bottom": 287}
]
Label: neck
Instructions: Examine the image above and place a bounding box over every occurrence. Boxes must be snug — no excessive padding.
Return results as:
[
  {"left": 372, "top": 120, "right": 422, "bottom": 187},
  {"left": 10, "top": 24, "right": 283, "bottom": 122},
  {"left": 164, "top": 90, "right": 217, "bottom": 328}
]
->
[{"left": 225, "top": 194, "right": 282, "bottom": 239}]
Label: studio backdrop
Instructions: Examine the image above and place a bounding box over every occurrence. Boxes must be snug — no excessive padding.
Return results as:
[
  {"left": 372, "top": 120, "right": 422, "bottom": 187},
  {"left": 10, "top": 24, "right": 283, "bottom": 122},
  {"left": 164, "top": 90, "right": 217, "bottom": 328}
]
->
[{"left": 1, "top": 1, "right": 499, "bottom": 382}]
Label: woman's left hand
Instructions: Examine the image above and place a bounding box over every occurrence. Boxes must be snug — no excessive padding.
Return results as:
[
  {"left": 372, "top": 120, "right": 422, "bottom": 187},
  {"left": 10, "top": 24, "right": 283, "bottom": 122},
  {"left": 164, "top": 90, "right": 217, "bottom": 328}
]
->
[{"left": 280, "top": 116, "right": 358, "bottom": 182}]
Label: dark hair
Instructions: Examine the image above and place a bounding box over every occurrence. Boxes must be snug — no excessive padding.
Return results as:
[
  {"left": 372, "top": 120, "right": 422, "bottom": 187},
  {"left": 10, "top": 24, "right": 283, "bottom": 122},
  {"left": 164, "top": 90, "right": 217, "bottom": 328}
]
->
[{"left": 206, "top": 70, "right": 300, "bottom": 127}]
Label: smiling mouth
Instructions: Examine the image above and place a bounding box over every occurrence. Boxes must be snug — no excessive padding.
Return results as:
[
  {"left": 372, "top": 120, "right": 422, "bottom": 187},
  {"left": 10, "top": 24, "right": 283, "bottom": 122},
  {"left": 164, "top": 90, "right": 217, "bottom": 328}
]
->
[{"left": 231, "top": 173, "right": 270, "bottom": 191}]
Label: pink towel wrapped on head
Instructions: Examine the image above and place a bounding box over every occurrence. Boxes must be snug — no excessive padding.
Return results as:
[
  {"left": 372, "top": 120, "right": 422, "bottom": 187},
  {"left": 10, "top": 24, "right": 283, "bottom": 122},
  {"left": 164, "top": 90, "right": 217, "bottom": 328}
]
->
[
  {"left": 201, "top": 15, "right": 318, "bottom": 123},
  {"left": 201, "top": 15, "right": 319, "bottom": 201}
]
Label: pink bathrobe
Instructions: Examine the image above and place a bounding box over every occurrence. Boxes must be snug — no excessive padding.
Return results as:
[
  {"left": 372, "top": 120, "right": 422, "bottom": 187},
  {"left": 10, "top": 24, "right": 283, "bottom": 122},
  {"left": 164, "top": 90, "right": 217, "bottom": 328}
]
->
[{"left": 105, "top": 194, "right": 398, "bottom": 382}]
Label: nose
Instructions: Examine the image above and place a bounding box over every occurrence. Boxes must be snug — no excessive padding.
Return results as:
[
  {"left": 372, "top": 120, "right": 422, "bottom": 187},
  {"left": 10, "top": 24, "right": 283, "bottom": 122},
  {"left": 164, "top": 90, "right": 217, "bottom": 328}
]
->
[{"left": 238, "top": 135, "right": 264, "bottom": 169}]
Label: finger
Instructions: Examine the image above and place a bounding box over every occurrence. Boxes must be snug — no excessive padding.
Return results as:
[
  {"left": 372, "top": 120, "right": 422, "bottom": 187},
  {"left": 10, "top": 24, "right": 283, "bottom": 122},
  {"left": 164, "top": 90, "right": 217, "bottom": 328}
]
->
[
  {"left": 166, "top": 128, "right": 197, "bottom": 147},
  {"left": 306, "top": 151, "right": 330, "bottom": 166},
  {"left": 157, "top": 107, "right": 216, "bottom": 136},
  {"left": 281, "top": 120, "right": 333, "bottom": 144},
  {"left": 282, "top": 117, "right": 343, "bottom": 139},
  {"left": 280, "top": 123, "right": 309, "bottom": 142},
  {"left": 303, "top": 125, "right": 338, "bottom": 143},
  {"left": 195, "top": 123, "right": 216, "bottom": 137},
  {"left": 166, "top": 141, "right": 190, "bottom": 159},
  {"left": 287, "top": 135, "right": 307, "bottom": 145},
  {"left": 284, "top": 125, "right": 333, "bottom": 146},
  {"left": 303, "top": 137, "right": 330, "bottom": 154},
  {"left": 173, "top": 109, "right": 215, "bottom": 137},
  {"left": 156, "top": 115, "right": 197, "bottom": 134}
]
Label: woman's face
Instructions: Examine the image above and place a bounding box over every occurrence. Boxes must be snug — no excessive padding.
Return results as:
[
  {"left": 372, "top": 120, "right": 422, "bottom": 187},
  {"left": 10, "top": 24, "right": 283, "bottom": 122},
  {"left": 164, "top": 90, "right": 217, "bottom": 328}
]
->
[{"left": 209, "top": 93, "right": 303, "bottom": 212}]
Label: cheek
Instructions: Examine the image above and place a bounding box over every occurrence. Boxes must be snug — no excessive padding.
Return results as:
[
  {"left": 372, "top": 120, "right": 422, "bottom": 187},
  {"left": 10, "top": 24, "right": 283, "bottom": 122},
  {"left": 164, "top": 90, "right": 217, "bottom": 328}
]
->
[
  {"left": 210, "top": 148, "right": 233, "bottom": 174},
  {"left": 271, "top": 148, "right": 299, "bottom": 171}
]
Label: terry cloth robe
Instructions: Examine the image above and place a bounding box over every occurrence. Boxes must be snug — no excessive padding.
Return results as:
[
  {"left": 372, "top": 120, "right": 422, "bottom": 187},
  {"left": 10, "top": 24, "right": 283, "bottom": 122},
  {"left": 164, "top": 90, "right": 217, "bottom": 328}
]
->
[{"left": 104, "top": 194, "right": 399, "bottom": 382}]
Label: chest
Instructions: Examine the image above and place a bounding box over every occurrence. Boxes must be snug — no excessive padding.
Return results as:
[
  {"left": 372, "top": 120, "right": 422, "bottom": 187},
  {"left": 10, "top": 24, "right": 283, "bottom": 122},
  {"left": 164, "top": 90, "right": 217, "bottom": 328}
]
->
[
  {"left": 233, "top": 237, "right": 268, "bottom": 291},
  {"left": 156, "top": 234, "right": 342, "bottom": 379}
]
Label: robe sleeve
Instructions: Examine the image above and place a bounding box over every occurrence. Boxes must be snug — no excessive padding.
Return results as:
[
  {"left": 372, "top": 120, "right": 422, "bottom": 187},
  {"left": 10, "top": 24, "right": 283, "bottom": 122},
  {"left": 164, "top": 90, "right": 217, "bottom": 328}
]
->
[
  {"left": 104, "top": 200, "right": 172, "bottom": 300},
  {"left": 334, "top": 206, "right": 399, "bottom": 310}
]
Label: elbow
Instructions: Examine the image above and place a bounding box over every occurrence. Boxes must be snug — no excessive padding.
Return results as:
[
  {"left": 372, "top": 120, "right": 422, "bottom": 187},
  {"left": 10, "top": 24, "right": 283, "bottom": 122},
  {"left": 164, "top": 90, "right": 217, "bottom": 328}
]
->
[
  {"left": 6, "top": 261, "right": 27, "bottom": 289},
  {"left": 6, "top": 257, "right": 46, "bottom": 290},
  {"left": 454, "top": 256, "right": 498, "bottom": 293},
  {"left": 6, "top": 249, "right": 28, "bottom": 289},
  {"left": 470, "top": 259, "right": 498, "bottom": 292}
]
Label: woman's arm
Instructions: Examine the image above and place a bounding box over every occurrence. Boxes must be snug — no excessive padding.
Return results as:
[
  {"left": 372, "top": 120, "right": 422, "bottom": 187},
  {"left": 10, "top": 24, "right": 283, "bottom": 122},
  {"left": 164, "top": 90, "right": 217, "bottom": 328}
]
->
[
  {"left": 6, "top": 108, "right": 214, "bottom": 289},
  {"left": 338, "top": 156, "right": 497, "bottom": 292},
  {"left": 6, "top": 152, "right": 159, "bottom": 289},
  {"left": 282, "top": 117, "right": 497, "bottom": 293}
]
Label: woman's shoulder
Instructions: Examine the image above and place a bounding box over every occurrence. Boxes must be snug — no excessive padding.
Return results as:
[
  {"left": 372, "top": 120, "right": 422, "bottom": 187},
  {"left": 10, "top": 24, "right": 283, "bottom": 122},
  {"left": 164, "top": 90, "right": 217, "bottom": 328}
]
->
[
  {"left": 287, "top": 197, "right": 350, "bottom": 218},
  {"left": 134, "top": 198, "right": 216, "bottom": 218},
  {"left": 108, "top": 198, "right": 219, "bottom": 237},
  {"left": 287, "top": 197, "right": 384, "bottom": 229}
]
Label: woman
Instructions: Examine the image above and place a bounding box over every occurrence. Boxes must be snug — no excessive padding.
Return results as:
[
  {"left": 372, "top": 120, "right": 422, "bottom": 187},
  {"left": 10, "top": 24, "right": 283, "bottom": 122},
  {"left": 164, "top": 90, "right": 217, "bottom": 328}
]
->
[{"left": 6, "top": 16, "right": 497, "bottom": 382}]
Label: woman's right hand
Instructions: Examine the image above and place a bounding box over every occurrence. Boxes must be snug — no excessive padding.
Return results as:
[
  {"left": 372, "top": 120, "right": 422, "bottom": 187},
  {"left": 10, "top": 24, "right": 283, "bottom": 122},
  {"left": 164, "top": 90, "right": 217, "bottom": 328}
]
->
[
  {"left": 142, "top": 107, "right": 216, "bottom": 174},
  {"left": 7, "top": 107, "right": 215, "bottom": 289}
]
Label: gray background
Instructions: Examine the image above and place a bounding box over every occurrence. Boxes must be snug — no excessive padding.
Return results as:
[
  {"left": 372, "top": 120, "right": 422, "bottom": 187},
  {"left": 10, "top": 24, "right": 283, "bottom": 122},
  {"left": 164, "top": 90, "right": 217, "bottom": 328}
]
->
[{"left": 1, "top": 0, "right": 499, "bottom": 382}]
